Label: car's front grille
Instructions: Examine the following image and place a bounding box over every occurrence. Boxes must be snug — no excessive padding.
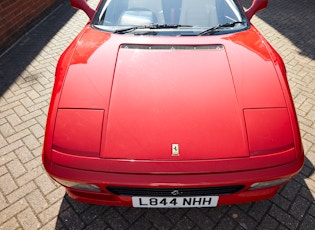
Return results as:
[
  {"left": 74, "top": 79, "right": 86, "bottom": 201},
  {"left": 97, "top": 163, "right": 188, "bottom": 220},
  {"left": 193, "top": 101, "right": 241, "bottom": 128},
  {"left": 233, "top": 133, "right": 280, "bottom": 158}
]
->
[{"left": 106, "top": 185, "right": 245, "bottom": 197}]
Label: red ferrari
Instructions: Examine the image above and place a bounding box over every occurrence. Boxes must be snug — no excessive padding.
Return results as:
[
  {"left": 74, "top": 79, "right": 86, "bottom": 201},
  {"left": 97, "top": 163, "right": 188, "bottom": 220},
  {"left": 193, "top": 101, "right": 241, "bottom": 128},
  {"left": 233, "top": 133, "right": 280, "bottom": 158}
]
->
[{"left": 43, "top": 0, "right": 304, "bottom": 207}]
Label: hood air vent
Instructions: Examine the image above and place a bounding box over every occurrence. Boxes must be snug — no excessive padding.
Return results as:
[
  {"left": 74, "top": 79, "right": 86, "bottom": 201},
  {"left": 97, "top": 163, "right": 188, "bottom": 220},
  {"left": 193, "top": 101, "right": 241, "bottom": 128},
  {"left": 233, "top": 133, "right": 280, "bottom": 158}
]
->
[{"left": 120, "top": 44, "right": 224, "bottom": 50}]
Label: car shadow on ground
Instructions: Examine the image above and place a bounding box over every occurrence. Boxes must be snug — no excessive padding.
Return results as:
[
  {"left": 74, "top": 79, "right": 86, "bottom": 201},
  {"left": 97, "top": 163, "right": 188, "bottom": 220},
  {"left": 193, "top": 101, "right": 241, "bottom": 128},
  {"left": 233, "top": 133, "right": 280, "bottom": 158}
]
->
[
  {"left": 54, "top": 157, "right": 314, "bottom": 229},
  {"left": 0, "top": 1, "right": 77, "bottom": 98},
  {"left": 241, "top": 0, "right": 315, "bottom": 60}
]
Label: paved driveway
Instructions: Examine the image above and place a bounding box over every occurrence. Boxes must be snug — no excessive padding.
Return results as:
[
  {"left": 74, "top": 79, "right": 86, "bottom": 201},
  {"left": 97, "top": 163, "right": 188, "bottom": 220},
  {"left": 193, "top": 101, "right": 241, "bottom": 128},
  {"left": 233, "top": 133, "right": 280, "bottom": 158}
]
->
[{"left": 0, "top": 0, "right": 314, "bottom": 229}]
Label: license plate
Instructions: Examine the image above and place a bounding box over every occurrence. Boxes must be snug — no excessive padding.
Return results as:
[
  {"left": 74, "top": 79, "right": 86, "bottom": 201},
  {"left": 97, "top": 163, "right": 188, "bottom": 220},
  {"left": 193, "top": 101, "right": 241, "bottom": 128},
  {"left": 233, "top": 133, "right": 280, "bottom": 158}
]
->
[{"left": 132, "top": 196, "right": 219, "bottom": 208}]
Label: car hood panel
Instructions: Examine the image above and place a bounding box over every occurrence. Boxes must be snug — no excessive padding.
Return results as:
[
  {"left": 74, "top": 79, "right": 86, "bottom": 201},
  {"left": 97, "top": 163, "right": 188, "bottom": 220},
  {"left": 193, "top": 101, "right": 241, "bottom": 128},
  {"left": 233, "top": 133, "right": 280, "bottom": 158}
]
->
[
  {"left": 56, "top": 28, "right": 288, "bottom": 163},
  {"left": 101, "top": 45, "right": 248, "bottom": 160}
]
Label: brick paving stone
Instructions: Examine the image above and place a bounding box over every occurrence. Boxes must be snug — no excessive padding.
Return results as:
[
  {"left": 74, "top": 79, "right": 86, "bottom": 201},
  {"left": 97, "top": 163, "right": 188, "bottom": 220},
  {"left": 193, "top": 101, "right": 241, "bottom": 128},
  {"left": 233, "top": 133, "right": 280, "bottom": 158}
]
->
[
  {"left": 0, "top": 166, "right": 6, "bottom": 177},
  {"left": 15, "top": 165, "right": 44, "bottom": 186},
  {"left": 24, "top": 155, "right": 42, "bottom": 171},
  {"left": 128, "top": 216, "right": 153, "bottom": 230},
  {"left": 0, "top": 173, "right": 18, "bottom": 195},
  {"left": 0, "top": 0, "right": 314, "bottom": 229},
  {"left": 80, "top": 205, "right": 109, "bottom": 225},
  {"left": 6, "top": 181, "right": 37, "bottom": 203},
  {"left": 269, "top": 192, "right": 291, "bottom": 212},
  {"left": 299, "top": 185, "right": 315, "bottom": 202},
  {"left": 289, "top": 195, "right": 311, "bottom": 221},
  {"left": 304, "top": 178, "right": 315, "bottom": 195},
  {"left": 165, "top": 208, "right": 189, "bottom": 224},
  {"left": 185, "top": 209, "right": 216, "bottom": 229},
  {"left": 26, "top": 189, "right": 49, "bottom": 214},
  {"left": 17, "top": 207, "right": 41, "bottom": 229},
  {"left": 0, "top": 135, "right": 7, "bottom": 149},
  {"left": 257, "top": 215, "right": 279, "bottom": 230},
  {"left": 59, "top": 207, "right": 86, "bottom": 230},
  {"left": 6, "top": 128, "right": 30, "bottom": 144},
  {"left": 0, "top": 217, "right": 20, "bottom": 230},
  {"left": 206, "top": 205, "right": 231, "bottom": 223},
  {"left": 6, "top": 158, "right": 26, "bottom": 178},
  {"left": 22, "top": 133, "right": 41, "bottom": 150},
  {"left": 0, "top": 146, "right": 23, "bottom": 165},
  {"left": 171, "top": 216, "right": 195, "bottom": 230},
  {"left": 228, "top": 206, "right": 257, "bottom": 230},
  {"left": 0, "top": 199, "right": 28, "bottom": 224},
  {"left": 35, "top": 173, "right": 58, "bottom": 195},
  {"left": 99, "top": 208, "right": 130, "bottom": 230},
  {"left": 280, "top": 179, "right": 302, "bottom": 201},
  {"left": 46, "top": 186, "right": 65, "bottom": 204},
  {"left": 0, "top": 192, "right": 8, "bottom": 211},
  {"left": 64, "top": 194, "right": 91, "bottom": 215},
  {"left": 214, "top": 216, "right": 237, "bottom": 230},
  {"left": 40, "top": 217, "right": 60, "bottom": 230},
  {"left": 29, "top": 123, "right": 44, "bottom": 139},
  {"left": 0, "top": 123, "right": 15, "bottom": 138},
  {"left": 298, "top": 214, "right": 315, "bottom": 230},
  {"left": 14, "top": 119, "right": 37, "bottom": 134},
  {"left": 116, "top": 207, "right": 145, "bottom": 224},
  {"left": 38, "top": 200, "right": 63, "bottom": 225},
  {"left": 247, "top": 200, "right": 272, "bottom": 222},
  {"left": 6, "top": 113, "right": 23, "bottom": 127},
  {"left": 269, "top": 205, "right": 300, "bottom": 230}
]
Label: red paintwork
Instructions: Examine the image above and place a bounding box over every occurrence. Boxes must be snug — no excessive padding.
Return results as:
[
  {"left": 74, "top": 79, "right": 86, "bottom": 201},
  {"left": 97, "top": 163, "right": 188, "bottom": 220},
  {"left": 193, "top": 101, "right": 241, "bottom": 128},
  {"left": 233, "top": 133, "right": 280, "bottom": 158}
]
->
[
  {"left": 53, "top": 109, "right": 104, "bottom": 156},
  {"left": 42, "top": 0, "right": 304, "bottom": 206},
  {"left": 105, "top": 43, "right": 247, "bottom": 160},
  {"left": 244, "top": 108, "right": 294, "bottom": 155}
]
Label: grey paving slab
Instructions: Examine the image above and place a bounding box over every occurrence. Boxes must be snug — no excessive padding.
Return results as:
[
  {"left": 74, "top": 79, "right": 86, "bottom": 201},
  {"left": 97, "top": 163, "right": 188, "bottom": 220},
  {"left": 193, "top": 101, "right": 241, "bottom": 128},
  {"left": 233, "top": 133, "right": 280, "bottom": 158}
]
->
[{"left": 0, "top": 0, "right": 314, "bottom": 229}]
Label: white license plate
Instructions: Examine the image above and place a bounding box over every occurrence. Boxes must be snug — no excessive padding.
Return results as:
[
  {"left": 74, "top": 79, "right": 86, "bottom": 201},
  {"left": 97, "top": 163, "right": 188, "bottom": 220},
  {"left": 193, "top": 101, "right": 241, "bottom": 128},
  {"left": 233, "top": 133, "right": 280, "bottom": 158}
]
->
[{"left": 132, "top": 196, "right": 219, "bottom": 208}]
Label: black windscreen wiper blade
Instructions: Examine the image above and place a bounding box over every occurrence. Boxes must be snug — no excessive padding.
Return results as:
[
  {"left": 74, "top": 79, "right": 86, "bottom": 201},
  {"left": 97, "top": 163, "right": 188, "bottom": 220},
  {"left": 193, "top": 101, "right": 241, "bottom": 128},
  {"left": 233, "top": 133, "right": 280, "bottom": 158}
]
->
[
  {"left": 113, "top": 24, "right": 192, "bottom": 34},
  {"left": 198, "top": 21, "right": 245, "bottom": 36}
]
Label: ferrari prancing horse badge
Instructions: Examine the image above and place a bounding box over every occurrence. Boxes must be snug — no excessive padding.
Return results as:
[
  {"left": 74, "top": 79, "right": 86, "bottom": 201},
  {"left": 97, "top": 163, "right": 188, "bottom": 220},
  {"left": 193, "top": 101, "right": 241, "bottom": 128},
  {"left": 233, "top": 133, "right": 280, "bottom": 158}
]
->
[{"left": 172, "top": 144, "right": 179, "bottom": 156}]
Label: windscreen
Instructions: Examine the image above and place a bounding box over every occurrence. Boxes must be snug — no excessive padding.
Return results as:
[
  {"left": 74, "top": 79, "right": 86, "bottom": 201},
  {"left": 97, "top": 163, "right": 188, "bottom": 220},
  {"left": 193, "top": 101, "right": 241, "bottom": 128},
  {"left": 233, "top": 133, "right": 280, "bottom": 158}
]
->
[{"left": 93, "top": 0, "right": 248, "bottom": 35}]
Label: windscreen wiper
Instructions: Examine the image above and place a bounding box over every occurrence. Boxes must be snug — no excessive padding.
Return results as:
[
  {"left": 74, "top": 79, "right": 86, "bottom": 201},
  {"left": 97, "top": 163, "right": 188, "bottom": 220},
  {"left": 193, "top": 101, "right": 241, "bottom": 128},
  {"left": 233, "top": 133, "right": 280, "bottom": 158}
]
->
[
  {"left": 113, "top": 24, "right": 192, "bottom": 34},
  {"left": 198, "top": 21, "right": 245, "bottom": 36}
]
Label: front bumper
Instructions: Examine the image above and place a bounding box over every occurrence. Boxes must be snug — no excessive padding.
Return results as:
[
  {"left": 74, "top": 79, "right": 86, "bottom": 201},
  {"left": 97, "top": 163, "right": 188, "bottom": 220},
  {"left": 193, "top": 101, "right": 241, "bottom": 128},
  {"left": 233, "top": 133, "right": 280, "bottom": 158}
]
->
[{"left": 44, "top": 155, "right": 304, "bottom": 206}]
